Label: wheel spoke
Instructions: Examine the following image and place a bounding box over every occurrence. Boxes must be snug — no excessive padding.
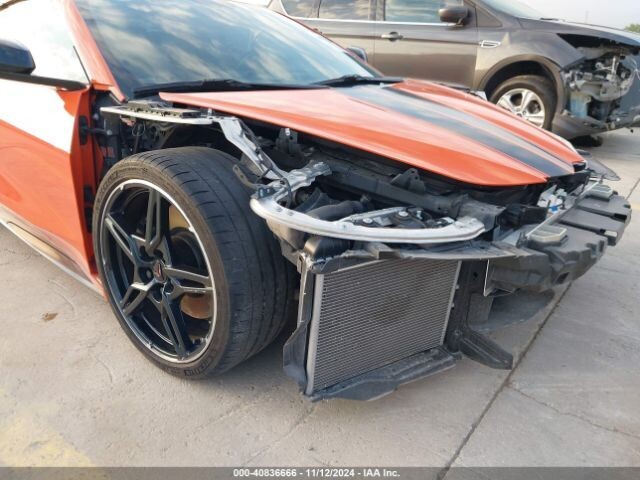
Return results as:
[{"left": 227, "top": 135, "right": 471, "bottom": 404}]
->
[
  {"left": 164, "top": 267, "right": 212, "bottom": 287},
  {"left": 497, "top": 95, "right": 516, "bottom": 113},
  {"left": 145, "top": 189, "right": 166, "bottom": 253},
  {"left": 148, "top": 292, "right": 163, "bottom": 313},
  {"left": 175, "top": 284, "right": 213, "bottom": 297},
  {"left": 120, "top": 282, "right": 152, "bottom": 316},
  {"left": 105, "top": 214, "right": 139, "bottom": 264},
  {"left": 156, "top": 236, "right": 174, "bottom": 266},
  {"left": 525, "top": 111, "right": 546, "bottom": 127},
  {"left": 164, "top": 266, "right": 212, "bottom": 301},
  {"left": 520, "top": 90, "right": 535, "bottom": 111},
  {"left": 161, "top": 290, "right": 192, "bottom": 357}
]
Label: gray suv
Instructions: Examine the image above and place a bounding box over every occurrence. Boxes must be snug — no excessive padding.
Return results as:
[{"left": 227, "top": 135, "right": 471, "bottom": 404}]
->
[{"left": 269, "top": 0, "right": 640, "bottom": 139}]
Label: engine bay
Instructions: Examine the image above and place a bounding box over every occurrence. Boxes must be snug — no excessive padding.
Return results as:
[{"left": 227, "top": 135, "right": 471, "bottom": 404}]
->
[
  {"left": 98, "top": 101, "right": 627, "bottom": 281},
  {"left": 563, "top": 43, "right": 640, "bottom": 129}
]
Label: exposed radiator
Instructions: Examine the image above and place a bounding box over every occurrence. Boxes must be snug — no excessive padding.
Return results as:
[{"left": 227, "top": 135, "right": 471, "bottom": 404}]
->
[{"left": 305, "top": 259, "right": 460, "bottom": 395}]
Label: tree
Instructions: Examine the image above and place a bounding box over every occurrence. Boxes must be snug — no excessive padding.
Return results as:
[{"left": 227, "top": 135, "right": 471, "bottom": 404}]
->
[{"left": 625, "top": 24, "right": 640, "bottom": 33}]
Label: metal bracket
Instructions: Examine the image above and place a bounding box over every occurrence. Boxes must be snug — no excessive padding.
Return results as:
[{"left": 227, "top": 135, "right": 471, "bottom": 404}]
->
[
  {"left": 101, "top": 104, "right": 283, "bottom": 179},
  {"left": 459, "top": 329, "right": 513, "bottom": 370},
  {"left": 250, "top": 164, "right": 486, "bottom": 244}
]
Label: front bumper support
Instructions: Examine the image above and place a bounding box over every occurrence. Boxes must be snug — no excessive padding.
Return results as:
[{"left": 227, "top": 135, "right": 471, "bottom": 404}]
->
[
  {"left": 490, "top": 185, "right": 631, "bottom": 293},
  {"left": 250, "top": 163, "right": 487, "bottom": 245},
  {"left": 307, "top": 348, "right": 457, "bottom": 402},
  {"left": 275, "top": 174, "right": 630, "bottom": 400}
]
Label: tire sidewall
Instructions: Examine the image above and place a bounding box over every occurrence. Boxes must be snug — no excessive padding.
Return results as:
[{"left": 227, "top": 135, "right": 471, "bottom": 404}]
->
[{"left": 93, "top": 159, "right": 232, "bottom": 378}]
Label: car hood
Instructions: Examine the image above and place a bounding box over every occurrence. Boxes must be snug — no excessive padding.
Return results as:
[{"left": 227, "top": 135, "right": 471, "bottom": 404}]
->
[
  {"left": 519, "top": 18, "right": 640, "bottom": 49},
  {"left": 161, "top": 80, "right": 582, "bottom": 187}
]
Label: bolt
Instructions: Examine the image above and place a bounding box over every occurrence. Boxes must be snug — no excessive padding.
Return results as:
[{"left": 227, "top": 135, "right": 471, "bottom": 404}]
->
[
  {"left": 363, "top": 218, "right": 374, "bottom": 225},
  {"left": 398, "top": 211, "right": 410, "bottom": 218}
]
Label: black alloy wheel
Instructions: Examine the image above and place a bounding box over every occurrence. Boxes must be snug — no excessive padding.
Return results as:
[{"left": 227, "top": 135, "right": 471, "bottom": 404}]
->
[
  {"left": 99, "top": 179, "right": 215, "bottom": 363},
  {"left": 94, "top": 148, "right": 295, "bottom": 378}
]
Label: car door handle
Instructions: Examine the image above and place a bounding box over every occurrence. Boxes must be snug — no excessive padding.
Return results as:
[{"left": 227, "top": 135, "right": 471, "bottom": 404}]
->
[{"left": 380, "top": 32, "right": 404, "bottom": 41}]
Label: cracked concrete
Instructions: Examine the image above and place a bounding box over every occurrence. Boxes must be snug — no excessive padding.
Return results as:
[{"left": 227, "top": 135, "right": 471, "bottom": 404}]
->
[
  {"left": 450, "top": 130, "right": 640, "bottom": 469},
  {"left": 506, "top": 386, "right": 640, "bottom": 442},
  {"left": 0, "top": 131, "right": 638, "bottom": 468}
]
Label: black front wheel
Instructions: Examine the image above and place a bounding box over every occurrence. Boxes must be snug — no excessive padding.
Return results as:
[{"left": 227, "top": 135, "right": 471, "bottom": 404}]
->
[{"left": 93, "top": 147, "right": 294, "bottom": 378}]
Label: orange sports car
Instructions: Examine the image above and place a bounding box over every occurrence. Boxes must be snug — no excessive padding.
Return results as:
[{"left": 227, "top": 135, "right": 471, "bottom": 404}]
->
[{"left": 0, "top": 0, "right": 631, "bottom": 400}]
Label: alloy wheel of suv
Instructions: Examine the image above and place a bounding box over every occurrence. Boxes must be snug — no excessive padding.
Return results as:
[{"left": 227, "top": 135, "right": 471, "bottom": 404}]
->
[
  {"left": 490, "top": 75, "right": 557, "bottom": 131},
  {"left": 496, "top": 88, "right": 546, "bottom": 128}
]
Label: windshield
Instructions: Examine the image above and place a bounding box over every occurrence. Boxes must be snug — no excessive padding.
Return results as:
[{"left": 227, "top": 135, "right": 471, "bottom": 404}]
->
[
  {"left": 76, "top": 0, "right": 376, "bottom": 98},
  {"left": 480, "top": 0, "right": 545, "bottom": 19}
]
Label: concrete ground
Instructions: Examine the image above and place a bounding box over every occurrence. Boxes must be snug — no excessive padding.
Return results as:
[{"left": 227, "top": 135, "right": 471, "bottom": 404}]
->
[{"left": 0, "top": 131, "right": 638, "bottom": 470}]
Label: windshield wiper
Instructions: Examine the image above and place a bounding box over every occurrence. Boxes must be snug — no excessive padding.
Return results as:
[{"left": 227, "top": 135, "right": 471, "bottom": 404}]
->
[
  {"left": 134, "top": 76, "right": 402, "bottom": 98},
  {"left": 314, "top": 74, "right": 403, "bottom": 87},
  {"left": 133, "top": 79, "right": 324, "bottom": 99}
]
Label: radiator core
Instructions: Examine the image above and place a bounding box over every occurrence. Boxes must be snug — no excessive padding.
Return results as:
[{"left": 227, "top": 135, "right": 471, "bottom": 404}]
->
[{"left": 305, "top": 259, "right": 460, "bottom": 394}]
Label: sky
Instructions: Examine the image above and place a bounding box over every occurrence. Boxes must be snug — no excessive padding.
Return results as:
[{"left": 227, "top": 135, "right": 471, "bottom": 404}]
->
[
  {"left": 240, "top": 0, "right": 639, "bottom": 30},
  {"left": 527, "top": 0, "right": 638, "bottom": 29}
]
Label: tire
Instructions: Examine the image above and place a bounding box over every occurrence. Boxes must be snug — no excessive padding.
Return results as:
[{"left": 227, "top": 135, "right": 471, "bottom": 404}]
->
[
  {"left": 489, "top": 75, "right": 557, "bottom": 130},
  {"left": 93, "top": 147, "right": 295, "bottom": 378}
]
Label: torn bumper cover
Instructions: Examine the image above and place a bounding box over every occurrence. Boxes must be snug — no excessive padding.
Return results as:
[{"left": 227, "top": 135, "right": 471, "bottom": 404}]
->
[
  {"left": 250, "top": 165, "right": 631, "bottom": 401},
  {"left": 489, "top": 186, "right": 631, "bottom": 293}
]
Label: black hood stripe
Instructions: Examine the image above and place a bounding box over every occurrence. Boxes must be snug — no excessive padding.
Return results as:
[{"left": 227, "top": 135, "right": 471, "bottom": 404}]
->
[{"left": 343, "top": 86, "right": 572, "bottom": 178}]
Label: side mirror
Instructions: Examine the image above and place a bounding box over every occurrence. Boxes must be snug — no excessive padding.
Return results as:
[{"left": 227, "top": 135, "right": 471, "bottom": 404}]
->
[
  {"left": 0, "top": 38, "right": 35, "bottom": 74},
  {"left": 347, "top": 46, "right": 368, "bottom": 63},
  {"left": 439, "top": 5, "right": 469, "bottom": 25},
  {"left": 0, "top": 38, "right": 85, "bottom": 91}
]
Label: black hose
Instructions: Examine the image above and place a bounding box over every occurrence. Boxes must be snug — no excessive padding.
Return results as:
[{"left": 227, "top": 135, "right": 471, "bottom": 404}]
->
[{"left": 307, "top": 201, "right": 365, "bottom": 221}]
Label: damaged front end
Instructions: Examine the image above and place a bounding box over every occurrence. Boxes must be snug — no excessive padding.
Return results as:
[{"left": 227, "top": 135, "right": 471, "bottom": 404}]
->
[
  {"left": 101, "top": 100, "right": 631, "bottom": 401},
  {"left": 556, "top": 36, "right": 640, "bottom": 138},
  {"left": 250, "top": 147, "right": 631, "bottom": 401}
]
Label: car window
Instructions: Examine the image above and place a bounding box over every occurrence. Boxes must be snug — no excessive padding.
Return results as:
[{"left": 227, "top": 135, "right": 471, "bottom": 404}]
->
[
  {"left": 281, "top": 0, "right": 316, "bottom": 17},
  {"left": 481, "top": 0, "right": 543, "bottom": 19},
  {"left": 76, "top": 0, "right": 376, "bottom": 98},
  {"left": 0, "top": 0, "right": 87, "bottom": 82},
  {"left": 318, "top": 0, "right": 370, "bottom": 20},
  {"left": 384, "top": 0, "right": 461, "bottom": 23}
]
